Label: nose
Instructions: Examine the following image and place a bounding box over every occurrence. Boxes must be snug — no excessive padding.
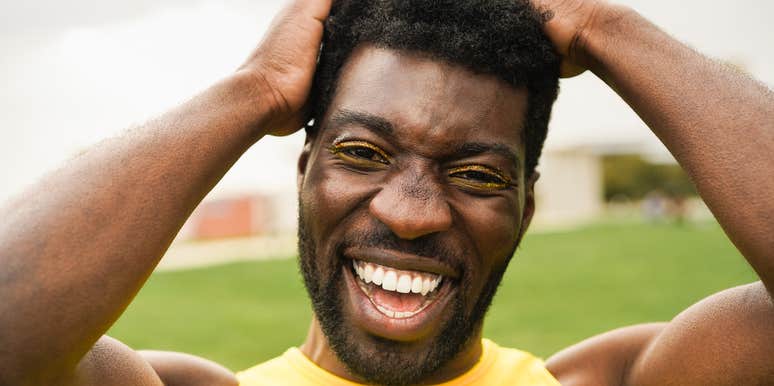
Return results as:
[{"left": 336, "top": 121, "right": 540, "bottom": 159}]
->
[{"left": 369, "top": 171, "right": 453, "bottom": 240}]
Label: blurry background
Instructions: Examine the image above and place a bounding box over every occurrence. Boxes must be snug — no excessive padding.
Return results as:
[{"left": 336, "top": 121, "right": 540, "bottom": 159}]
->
[{"left": 0, "top": 0, "right": 769, "bottom": 371}]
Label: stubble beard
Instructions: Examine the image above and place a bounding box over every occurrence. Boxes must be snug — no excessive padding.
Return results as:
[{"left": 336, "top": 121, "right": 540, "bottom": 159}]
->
[{"left": 296, "top": 205, "right": 514, "bottom": 386}]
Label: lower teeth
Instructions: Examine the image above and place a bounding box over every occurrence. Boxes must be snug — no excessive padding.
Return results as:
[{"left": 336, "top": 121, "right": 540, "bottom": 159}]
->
[{"left": 375, "top": 304, "right": 421, "bottom": 319}]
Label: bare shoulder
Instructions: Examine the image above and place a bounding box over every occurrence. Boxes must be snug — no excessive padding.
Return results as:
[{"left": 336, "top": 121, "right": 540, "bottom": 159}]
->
[
  {"left": 546, "top": 282, "right": 774, "bottom": 386},
  {"left": 630, "top": 281, "right": 774, "bottom": 386},
  {"left": 62, "top": 336, "right": 163, "bottom": 386},
  {"left": 61, "top": 336, "right": 237, "bottom": 386},
  {"left": 546, "top": 322, "right": 666, "bottom": 386},
  {"left": 139, "top": 350, "right": 238, "bottom": 386}
]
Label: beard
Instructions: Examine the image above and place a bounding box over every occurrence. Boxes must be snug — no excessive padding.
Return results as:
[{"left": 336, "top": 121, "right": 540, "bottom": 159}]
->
[{"left": 297, "top": 204, "right": 516, "bottom": 386}]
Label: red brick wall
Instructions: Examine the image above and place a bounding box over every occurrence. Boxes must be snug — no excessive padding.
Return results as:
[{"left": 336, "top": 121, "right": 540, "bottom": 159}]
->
[{"left": 190, "top": 196, "right": 267, "bottom": 239}]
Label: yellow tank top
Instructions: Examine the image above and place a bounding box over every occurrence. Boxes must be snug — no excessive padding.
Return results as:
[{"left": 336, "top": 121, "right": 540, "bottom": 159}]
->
[{"left": 237, "top": 339, "right": 560, "bottom": 385}]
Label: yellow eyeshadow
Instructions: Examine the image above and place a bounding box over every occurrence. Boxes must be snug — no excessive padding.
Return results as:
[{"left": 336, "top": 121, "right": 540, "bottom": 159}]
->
[
  {"left": 328, "top": 141, "right": 391, "bottom": 163},
  {"left": 448, "top": 165, "right": 511, "bottom": 184}
]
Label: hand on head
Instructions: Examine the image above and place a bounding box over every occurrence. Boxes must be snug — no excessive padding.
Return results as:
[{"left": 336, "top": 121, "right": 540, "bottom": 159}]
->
[
  {"left": 238, "top": 0, "right": 333, "bottom": 137},
  {"left": 240, "top": 0, "right": 614, "bottom": 140},
  {"left": 530, "top": 0, "right": 614, "bottom": 77}
]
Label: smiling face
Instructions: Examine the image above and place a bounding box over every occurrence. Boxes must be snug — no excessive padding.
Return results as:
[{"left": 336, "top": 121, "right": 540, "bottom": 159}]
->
[{"left": 297, "top": 45, "right": 537, "bottom": 385}]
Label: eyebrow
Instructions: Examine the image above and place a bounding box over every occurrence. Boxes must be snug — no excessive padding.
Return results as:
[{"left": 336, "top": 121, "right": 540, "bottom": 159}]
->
[
  {"left": 329, "top": 109, "right": 396, "bottom": 139},
  {"left": 328, "top": 108, "right": 521, "bottom": 170},
  {"left": 448, "top": 142, "right": 521, "bottom": 171}
]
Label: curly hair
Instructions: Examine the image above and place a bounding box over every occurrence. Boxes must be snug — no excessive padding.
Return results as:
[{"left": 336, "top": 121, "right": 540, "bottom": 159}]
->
[{"left": 308, "top": 0, "right": 560, "bottom": 176}]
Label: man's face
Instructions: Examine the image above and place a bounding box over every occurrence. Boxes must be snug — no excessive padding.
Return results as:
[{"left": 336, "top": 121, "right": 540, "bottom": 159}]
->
[{"left": 297, "top": 45, "right": 535, "bottom": 384}]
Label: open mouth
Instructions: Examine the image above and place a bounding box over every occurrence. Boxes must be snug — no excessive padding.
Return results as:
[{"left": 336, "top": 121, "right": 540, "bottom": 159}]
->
[{"left": 350, "top": 259, "right": 446, "bottom": 319}]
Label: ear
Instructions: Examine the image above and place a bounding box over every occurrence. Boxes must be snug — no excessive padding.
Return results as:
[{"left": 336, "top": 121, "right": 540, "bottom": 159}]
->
[
  {"left": 516, "top": 171, "right": 540, "bottom": 243},
  {"left": 297, "top": 135, "right": 314, "bottom": 190}
]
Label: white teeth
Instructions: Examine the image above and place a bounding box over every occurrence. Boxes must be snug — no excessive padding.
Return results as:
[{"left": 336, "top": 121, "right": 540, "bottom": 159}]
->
[
  {"left": 382, "top": 270, "right": 397, "bottom": 291},
  {"left": 422, "top": 278, "right": 431, "bottom": 296},
  {"left": 411, "top": 276, "right": 423, "bottom": 293},
  {"left": 396, "top": 274, "right": 412, "bottom": 293},
  {"left": 376, "top": 304, "right": 395, "bottom": 318},
  {"left": 352, "top": 260, "right": 444, "bottom": 297},
  {"left": 372, "top": 266, "right": 384, "bottom": 285},
  {"left": 352, "top": 260, "right": 450, "bottom": 320},
  {"left": 430, "top": 277, "right": 441, "bottom": 292},
  {"left": 375, "top": 304, "right": 422, "bottom": 319},
  {"left": 363, "top": 264, "right": 374, "bottom": 284}
]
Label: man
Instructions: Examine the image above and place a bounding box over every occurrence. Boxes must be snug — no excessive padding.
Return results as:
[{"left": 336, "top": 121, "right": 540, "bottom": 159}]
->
[{"left": 0, "top": 0, "right": 771, "bottom": 385}]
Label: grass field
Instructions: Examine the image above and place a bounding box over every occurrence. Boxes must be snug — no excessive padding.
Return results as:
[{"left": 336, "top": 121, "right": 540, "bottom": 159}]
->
[{"left": 109, "top": 220, "right": 758, "bottom": 371}]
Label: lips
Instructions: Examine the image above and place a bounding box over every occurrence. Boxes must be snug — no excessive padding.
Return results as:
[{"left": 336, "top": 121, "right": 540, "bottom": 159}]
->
[{"left": 341, "top": 247, "right": 458, "bottom": 341}]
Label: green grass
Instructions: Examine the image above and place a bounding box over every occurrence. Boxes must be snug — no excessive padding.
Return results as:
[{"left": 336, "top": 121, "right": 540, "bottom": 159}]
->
[{"left": 109, "top": 220, "right": 757, "bottom": 371}]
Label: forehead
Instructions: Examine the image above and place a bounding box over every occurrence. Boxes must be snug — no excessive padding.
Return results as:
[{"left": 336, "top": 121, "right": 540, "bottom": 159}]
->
[{"left": 323, "top": 45, "right": 528, "bottom": 157}]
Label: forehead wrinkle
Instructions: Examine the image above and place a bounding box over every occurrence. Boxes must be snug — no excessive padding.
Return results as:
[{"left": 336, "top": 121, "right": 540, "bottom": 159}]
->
[{"left": 410, "top": 82, "right": 524, "bottom": 159}]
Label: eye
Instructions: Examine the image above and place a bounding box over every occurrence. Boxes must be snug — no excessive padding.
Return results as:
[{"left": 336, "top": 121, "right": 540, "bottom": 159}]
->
[
  {"left": 448, "top": 165, "right": 512, "bottom": 191},
  {"left": 329, "top": 141, "right": 390, "bottom": 166}
]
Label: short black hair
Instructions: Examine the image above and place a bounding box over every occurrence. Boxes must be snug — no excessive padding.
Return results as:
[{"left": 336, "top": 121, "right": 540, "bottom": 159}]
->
[{"left": 308, "top": 0, "right": 560, "bottom": 176}]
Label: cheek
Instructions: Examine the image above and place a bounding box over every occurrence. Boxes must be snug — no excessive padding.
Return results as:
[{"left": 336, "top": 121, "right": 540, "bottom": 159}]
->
[
  {"left": 301, "top": 157, "right": 380, "bottom": 249},
  {"left": 451, "top": 194, "right": 522, "bottom": 281}
]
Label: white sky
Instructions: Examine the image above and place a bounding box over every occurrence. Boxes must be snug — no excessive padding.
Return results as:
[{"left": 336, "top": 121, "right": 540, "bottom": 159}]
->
[{"left": 1, "top": 0, "right": 772, "bottom": 203}]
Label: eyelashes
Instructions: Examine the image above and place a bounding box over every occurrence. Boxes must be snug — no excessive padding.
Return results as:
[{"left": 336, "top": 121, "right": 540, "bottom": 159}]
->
[
  {"left": 328, "top": 140, "right": 514, "bottom": 191},
  {"left": 447, "top": 164, "right": 512, "bottom": 190},
  {"left": 329, "top": 140, "right": 391, "bottom": 166}
]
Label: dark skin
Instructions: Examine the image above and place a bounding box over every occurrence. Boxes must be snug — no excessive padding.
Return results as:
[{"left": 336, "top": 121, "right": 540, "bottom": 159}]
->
[
  {"left": 296, "top": 46, "right": 533, "bottom": 383},
  {"left": 0, "top": 0, "right": 771, "bottom": 385}
]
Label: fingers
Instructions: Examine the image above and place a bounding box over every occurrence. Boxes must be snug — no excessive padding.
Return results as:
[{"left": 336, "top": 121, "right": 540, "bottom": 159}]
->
[
  {"left": 560, "top": 61, "right": 587, "bottom": 78},
  {"left": 288, "top": 0, "right": 333, "bottom": 23},
  {"left": 249, "top": 0, "right": 330, "bottom": 70},
  {"left": 234, "top": 0, "right": 333, "bottom": 137},
  {"left": 529, "top": 0, "right": 592, "bottom": 78}
]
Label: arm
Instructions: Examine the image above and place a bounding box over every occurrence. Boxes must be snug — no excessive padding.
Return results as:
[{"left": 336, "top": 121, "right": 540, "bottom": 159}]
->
[
  {"left": 139, "top": 351, "right": 238, "bottom": 386},
  {"left": 547, "top": 283, "right": 773, "bottom": 385},
  {"left": 577, "top": 4, "right": 774, "bottom": 291},
  {"left": 534, "top": 0, "right": 774, "bottom": 384},
  {"left": 0, "top": 0, "right": 331, "bottom": 384},
  {"left": 546, "top": 323, "right": 666, "bottom": 386}
]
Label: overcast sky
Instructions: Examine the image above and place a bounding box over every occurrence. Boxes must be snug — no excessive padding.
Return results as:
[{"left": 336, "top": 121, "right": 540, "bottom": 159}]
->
[{"left": 1, "top": 0, "right": 772, "bottom": 203}]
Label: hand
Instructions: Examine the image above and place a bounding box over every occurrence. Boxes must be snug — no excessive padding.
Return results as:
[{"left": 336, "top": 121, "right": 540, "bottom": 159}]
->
[
  {"left": 530, "top": 0, "right": 618, "bottom": 77},
  {"left": 238, "top": 0, "right": 332, "bottom": 136}
]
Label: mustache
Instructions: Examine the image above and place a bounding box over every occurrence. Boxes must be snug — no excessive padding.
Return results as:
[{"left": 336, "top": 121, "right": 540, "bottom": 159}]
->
[{"left": 338, "top": 224, "right": 466, "bottom": 271}]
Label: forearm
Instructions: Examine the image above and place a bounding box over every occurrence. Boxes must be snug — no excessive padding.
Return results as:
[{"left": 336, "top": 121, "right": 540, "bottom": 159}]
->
[
  {"left": 0, "top": 71, "right": 272, "bottom": 383},
  {"left": 581, "top": 7, "right": 774, "bottom": 290}
]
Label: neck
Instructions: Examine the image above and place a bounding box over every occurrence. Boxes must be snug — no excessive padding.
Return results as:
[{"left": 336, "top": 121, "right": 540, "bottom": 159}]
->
[{"left": 299, "top": 317, "right": 484, "bottom": 384}]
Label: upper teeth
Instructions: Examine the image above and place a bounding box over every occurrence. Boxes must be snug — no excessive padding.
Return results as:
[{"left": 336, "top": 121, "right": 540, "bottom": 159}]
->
[{"left": 353, "top": 260, "right": 442, "bottom": 296}]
